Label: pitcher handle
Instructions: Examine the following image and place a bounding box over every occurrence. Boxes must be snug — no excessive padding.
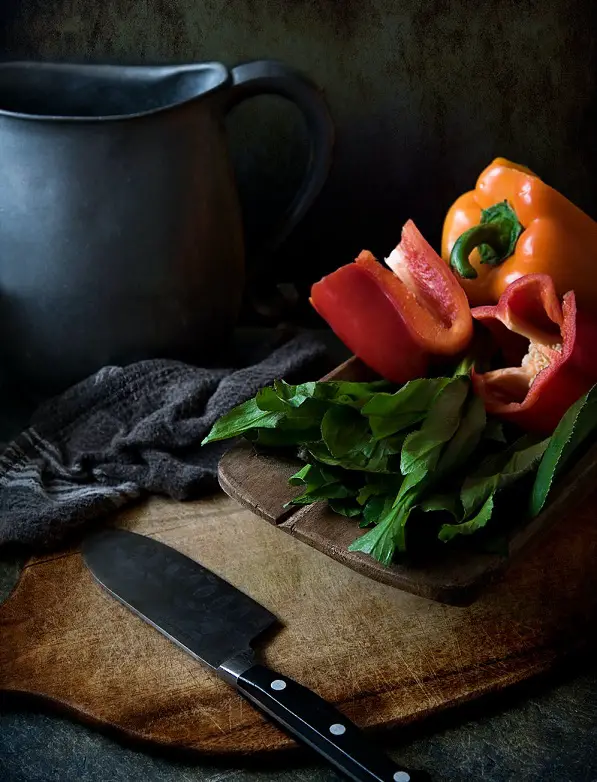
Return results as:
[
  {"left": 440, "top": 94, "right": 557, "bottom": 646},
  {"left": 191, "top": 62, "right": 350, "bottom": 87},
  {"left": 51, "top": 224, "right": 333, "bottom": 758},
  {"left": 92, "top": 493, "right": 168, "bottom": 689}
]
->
[{"left": 224, "top": 59, "right": 334, "bottom": 267}]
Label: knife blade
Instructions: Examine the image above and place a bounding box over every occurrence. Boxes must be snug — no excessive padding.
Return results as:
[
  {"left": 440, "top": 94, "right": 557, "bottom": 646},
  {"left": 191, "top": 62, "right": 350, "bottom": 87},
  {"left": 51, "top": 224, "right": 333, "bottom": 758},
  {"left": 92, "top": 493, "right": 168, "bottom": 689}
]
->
[{"left": 82, "top": 528, "right": 430, "bottom": 782}]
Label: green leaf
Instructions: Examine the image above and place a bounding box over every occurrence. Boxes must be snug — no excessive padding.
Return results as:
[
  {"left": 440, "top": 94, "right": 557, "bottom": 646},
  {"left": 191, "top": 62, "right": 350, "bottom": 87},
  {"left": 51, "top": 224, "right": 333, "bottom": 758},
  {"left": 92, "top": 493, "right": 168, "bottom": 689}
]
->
[
  {"left": 419, "top": 493, "right": 461, "bottom": 519},
  {"left": 247, "top": 425, "right": 322, "bottom": 448},
  {"left": 255, "top": 386, "right": 294, "bottom": 412},
  {"left": 349, "top": 499, "right": 415, "bottom": 564},
  {"left": 288, "top": 463, "right": 344, "bottom": 488},
  {"left": 362, "top": 378, "right": 451, "bottom": 438},
  {"left": 321, "top": 405, "right": 370, "bottom": 458},
  {"left": 356, "top": 475, "right": 401, "bottom": 506},
  {"left": 400, "top": 378, "right": 469, "bottom": 475},
  {"left": 348, "top": 463, "right": 429, "bottom": 563},
  {"left": 329, "top": 498, "right": 363, "bottom": 518},
  {"left": 288, "top": 463, "right": 313, "bottom": 485},
  {"left": 273, "top": 379, "right": 317, "bottom": 405},
  {"left": 290, "top": 482, "right": 354, "bottom": 505},
  {"left": 393, "top": 466, "right": 427, "bottom": 505},
  {"left": 201, "top": 398, "right": 283, "bottom": 444},
  {"left": 308, "top": 380, "right": 390, "bottom": 409},
  {"left": 530, "top": 384, "right": 597, "bottom": 516},
  {"left": 435, "top": 394, "right": 486, "bottom": 476},
  {"left": 484, "top": 418, "right": 507, "bottom": 444},
  {"left": 348, "top": 390, "right": 482, "bottom": 564},
  {"left": 306, "top": 440, "right": 400, "bottom": 474},
  {"left": 258, "top": 384, "right": 329, "bottom": 424},
  {"left": 286, "top": 462, "right": 359, "bottom": 507},
  {"left": 439, "top": 495, "right": 495, "bottom": 542},
  {"left": 360, "top": 438, "right": 403, "bottom": 472},
  {"left": 461, "top": 435, "right": 549, "bottom": 518},
  {"left": 362, "top": 494, "right": 394, "bottom": 526}
]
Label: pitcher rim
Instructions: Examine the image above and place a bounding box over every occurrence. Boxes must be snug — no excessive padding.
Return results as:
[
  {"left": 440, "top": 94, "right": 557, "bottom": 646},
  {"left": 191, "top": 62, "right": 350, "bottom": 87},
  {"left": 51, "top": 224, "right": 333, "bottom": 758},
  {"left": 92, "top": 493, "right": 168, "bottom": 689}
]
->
[{"left": 0, "top": 60, "right": 231, "bottom": 122}]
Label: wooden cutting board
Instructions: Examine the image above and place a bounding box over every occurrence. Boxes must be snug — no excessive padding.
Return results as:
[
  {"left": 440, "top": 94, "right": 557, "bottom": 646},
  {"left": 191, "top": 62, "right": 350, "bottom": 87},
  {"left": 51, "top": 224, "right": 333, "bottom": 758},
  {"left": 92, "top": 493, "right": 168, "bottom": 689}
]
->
[{"left": 1, "top": 491, "right": 597, "bottom": 755}]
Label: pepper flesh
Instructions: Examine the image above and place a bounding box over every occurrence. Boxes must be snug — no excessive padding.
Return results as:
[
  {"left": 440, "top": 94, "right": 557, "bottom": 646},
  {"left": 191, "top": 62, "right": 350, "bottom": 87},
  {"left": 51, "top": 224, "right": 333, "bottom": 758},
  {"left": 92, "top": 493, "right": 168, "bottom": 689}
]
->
[
  {"left": 471, "top": 274, "right": 597, "bottom": 434},
  {"left": 441, "top": 158, "right": 597, "bottom": 309},
  {"left": 310, "top": 220, "right": 473, "bottom": 383}
]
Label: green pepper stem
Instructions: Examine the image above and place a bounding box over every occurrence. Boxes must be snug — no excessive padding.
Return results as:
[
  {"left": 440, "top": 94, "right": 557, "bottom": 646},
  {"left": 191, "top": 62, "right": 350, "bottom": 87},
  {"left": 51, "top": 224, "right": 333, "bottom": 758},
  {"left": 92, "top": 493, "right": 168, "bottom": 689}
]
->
[{"left": 450, "top": 223, "right": 510, "bottom": 280}]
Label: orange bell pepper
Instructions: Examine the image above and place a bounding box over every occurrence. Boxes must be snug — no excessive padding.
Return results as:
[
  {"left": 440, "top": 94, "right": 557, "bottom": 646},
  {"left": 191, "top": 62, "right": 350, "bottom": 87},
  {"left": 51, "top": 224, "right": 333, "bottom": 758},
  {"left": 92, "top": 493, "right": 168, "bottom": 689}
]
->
[
  {"left": 310, "top": 220, "right": 473, "bottom": 383},
  {"left": 441, "top": 158, "right": 597, "bottom": 309}
]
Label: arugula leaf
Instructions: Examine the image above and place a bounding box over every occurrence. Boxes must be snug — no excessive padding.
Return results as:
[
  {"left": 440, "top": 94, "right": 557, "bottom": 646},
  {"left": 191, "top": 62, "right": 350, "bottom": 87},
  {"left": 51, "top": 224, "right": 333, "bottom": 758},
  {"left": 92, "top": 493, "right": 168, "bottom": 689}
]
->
[
  {"left": 400, "top": 377, "right": 469, "bottom": 475},
  {"left": 288, "top": 463, "right": 339, "bottom": 487},
  {"left": 435, "top": 394, "right": 486, "bottom": 476},
  {"left": 439, "top": 495, "right": 495, "bottom": 542},
  {"left": 256, "top": 385, "right": 329, "bottom": 428},
  {"left": 483, "top": 418, "right": 507, "bottom": 444},
  {"left": 329, "top": 498, "right": 363, "bottom": 518},
  {"left": 419, "top": 493, "right": 461, "bottom": 519},
  {"left": 361, "top": 494, "right": 394, "bottom": 526},
  {"left": 347, "top": 382, "right": 483, "bottom": 563},
  {"left": 201, "top": 398, "right": 283, "bottom": 444},
  {"left": 306, "top": 440, "right": 401, "bottom": 474},
  {"left": 362, "top": 378, "right": 451, "bottom": 438},
  {"left": 288, "top": 464, "right": 312, "bottom": 485},
  {"left": 349, "top": 488, "right": 419, "bottom": 564},
  {"left": 352, "top": 392, "right": 483, "bottom": 559},
  {"left": 460, "top": 435, "right": 549, "bottom": 518},
  {"left": 286, "top": 462, "right": 357, "bottom": 506},
  {"left": 247, "top": 425, "right": 322, "bottom": 448},
  {"left": 203, "top": 379, "right": 387, "bottom": 445},
  {"left": 321, "top": 405, "right": 371, "bottom": 457},
  {"left": 307, "top": 380, "right": 390, "bottom": 408},
  {"left": 435, "top": 435, "right": 549, "bottom": 543},
  {"left": 290, "top": 483, "right": 354, "bottom": 505},
  {"left": 272, "top": 379, "right": 318, "bottom": 406},
  {"left": 349, "top": 467, "right": 427, "bottom": 561},
  {"left": 356, "top": 475, "right": 402, "bottom": 506},
  {"left": 255, "top": 386, "right": 296, "bottom": 412},
  {"left": 530, "top": 384, "right": 597, "bottom": 516}
]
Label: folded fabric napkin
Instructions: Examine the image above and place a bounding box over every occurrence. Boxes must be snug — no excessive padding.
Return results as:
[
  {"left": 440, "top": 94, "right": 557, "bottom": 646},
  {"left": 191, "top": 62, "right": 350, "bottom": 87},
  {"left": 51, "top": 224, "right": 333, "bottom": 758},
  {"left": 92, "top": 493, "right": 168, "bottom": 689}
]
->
[{"left": 0, "top": 332, "right": 327, "bottom": 550}]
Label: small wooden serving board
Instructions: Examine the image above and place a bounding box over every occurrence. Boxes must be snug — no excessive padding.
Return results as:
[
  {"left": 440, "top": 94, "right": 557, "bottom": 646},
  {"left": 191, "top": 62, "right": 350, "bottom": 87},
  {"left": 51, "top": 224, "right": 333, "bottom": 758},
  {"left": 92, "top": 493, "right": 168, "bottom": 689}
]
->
[
  {"left": 1, "top": 490, "right": 597, "bottom": 755},
  {"left": 219, "top": 356, "right": 597, "bottom": 605}
]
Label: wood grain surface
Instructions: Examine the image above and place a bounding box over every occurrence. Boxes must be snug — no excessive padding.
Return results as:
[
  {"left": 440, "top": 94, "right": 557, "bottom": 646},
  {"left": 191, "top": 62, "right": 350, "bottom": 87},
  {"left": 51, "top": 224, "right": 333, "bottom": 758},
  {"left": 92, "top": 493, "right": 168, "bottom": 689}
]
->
[{"left": 1, "top": 491, "right": 597, "bottom": 755}]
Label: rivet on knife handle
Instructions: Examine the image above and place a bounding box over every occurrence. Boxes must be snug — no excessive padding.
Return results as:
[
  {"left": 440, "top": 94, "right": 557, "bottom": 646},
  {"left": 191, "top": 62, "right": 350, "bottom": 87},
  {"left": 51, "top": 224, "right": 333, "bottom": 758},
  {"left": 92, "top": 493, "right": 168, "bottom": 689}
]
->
[{"left": 220, "top": 658, "right": 431, "bottom": 782}]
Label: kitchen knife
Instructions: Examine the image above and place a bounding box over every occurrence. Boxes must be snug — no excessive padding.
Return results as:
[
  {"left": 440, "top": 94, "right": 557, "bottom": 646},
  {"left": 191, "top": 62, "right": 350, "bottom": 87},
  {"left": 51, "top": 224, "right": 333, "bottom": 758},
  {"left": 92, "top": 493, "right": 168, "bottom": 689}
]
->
[{"left": 82, "top": 528, "right": 430, "bottom": 782}]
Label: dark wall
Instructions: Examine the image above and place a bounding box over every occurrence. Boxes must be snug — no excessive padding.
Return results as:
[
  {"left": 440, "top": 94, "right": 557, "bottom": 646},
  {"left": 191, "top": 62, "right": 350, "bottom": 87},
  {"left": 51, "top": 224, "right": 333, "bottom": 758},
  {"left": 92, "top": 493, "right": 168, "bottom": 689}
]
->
[{"left": 2, "top": 0, "right": 596, "bottom": 301}]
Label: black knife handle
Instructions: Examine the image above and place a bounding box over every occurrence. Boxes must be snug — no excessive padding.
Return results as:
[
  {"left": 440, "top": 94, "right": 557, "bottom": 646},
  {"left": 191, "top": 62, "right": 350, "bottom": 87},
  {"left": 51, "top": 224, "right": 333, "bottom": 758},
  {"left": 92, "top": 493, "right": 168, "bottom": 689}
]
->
[{"left": 235, "top": 663, "right": 430, "bottom": 782}]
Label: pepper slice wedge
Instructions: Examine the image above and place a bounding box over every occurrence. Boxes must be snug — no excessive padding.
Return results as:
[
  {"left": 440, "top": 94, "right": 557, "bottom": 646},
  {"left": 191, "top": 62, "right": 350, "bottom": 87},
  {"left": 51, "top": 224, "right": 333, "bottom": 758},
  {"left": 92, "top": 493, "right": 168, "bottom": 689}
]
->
[
  {"left": 310, "top": 220, "right": 473, "bottom": 383},
  {"left": 471, "top": 273, "right": 597, "bottom": 434}
]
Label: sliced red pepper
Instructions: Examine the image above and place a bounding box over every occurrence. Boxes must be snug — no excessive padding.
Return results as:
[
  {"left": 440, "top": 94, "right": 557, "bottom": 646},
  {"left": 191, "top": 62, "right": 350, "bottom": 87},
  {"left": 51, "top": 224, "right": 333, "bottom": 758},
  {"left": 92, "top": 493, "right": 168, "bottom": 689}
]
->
[
  {"left": 471, "top": 273, "right": 597, "bottom": 433},
  {"left": 310, "top": 220, "right": 473, "bottom": 383}
]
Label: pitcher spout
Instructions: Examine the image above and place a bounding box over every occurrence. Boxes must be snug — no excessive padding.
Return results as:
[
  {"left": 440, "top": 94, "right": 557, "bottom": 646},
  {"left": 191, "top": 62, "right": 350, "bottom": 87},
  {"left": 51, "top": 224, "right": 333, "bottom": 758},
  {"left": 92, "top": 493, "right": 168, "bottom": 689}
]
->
[{"left": 0, "top": 61, "right": 230, "bottom": 121}]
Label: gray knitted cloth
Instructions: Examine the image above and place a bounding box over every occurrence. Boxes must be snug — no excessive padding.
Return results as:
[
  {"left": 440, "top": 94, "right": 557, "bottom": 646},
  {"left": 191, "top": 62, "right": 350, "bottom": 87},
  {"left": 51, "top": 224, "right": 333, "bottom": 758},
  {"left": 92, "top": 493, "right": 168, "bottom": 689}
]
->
[{"left": 0, "top": 333, "right": 326, "bottom": 549}]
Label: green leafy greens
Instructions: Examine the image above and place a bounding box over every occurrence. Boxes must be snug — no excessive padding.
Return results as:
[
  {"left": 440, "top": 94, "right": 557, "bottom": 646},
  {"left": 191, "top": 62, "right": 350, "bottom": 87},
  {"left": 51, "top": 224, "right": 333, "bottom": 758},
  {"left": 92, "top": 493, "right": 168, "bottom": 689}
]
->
[{"left": 202, "top": 374, "right": 597, "bottom": 567}]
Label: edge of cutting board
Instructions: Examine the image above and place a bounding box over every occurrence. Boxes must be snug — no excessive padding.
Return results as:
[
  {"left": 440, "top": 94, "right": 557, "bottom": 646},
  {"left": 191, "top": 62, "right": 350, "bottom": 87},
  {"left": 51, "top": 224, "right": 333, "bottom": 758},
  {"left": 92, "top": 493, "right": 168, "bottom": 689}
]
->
[{"left": 2, "top": 492, "right": 597, "bottom": 756}]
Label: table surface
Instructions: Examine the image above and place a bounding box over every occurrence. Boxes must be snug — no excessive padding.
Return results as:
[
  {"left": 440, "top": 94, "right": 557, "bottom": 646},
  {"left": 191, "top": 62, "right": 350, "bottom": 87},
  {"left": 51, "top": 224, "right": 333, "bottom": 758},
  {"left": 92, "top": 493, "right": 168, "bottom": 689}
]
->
[
  {"left": 3, "top": 536, "right": 597, "bottom": 782},
  {"left": 1, "top": 334, "right": 597, "bottom": 782}
]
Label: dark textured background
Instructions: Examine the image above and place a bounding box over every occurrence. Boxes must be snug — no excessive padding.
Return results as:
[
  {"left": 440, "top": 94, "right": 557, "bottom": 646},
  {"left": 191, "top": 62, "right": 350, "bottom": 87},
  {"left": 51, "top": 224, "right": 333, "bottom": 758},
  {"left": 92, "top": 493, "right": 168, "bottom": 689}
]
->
[
  {"left": 1, "top": 0, "right": 596, "bottom": 298},
  {"left": 1, "top": 2, "right": 597, "bottom": 780}
]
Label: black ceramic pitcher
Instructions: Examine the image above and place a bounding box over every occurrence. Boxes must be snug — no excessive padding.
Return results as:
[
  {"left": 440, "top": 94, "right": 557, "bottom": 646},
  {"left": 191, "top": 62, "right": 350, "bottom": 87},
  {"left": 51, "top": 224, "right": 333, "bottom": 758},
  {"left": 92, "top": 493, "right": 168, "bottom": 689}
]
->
[{"left": 0, "top": 59, "right": 334, "bottom": 393}]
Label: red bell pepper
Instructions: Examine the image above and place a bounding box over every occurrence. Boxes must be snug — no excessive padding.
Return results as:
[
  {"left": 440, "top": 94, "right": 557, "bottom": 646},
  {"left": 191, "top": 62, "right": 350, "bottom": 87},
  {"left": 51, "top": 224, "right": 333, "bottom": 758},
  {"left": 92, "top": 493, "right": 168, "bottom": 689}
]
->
[
  {"left": 310, "top": 220, "right": 473, "bottom": 383},
  {"left": 471, "top": 273, "right": 597, "bottom": 433}
]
